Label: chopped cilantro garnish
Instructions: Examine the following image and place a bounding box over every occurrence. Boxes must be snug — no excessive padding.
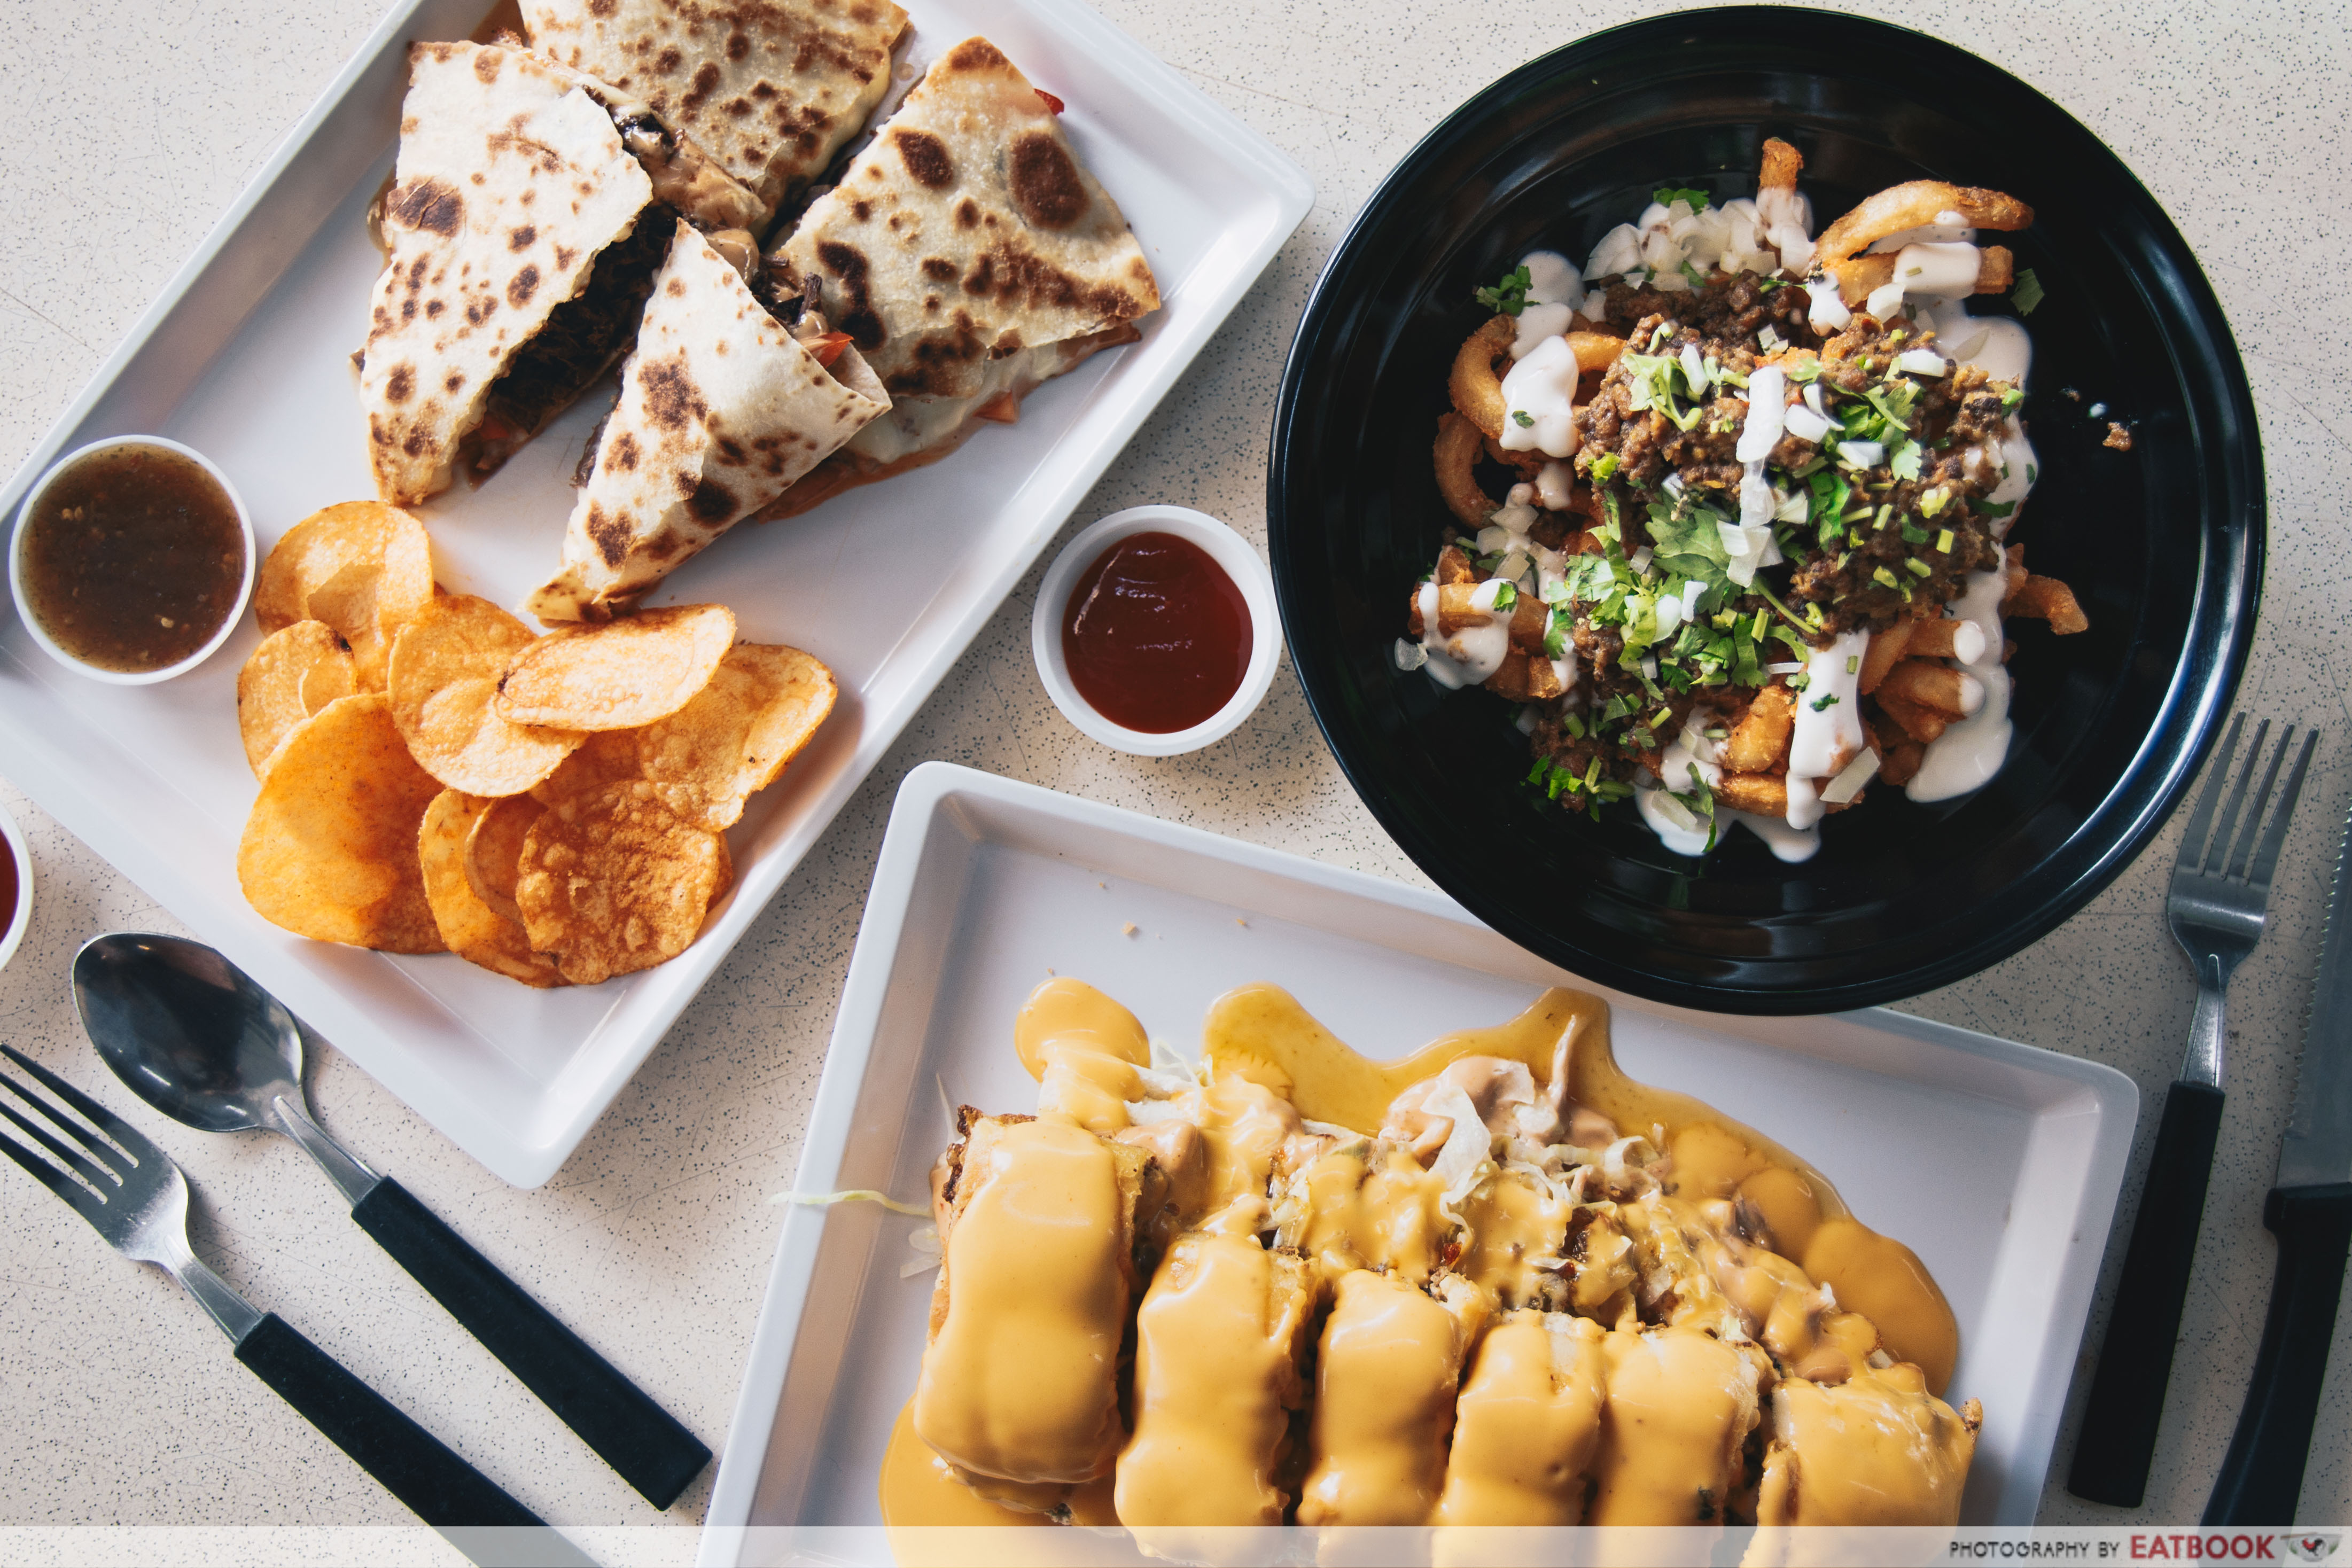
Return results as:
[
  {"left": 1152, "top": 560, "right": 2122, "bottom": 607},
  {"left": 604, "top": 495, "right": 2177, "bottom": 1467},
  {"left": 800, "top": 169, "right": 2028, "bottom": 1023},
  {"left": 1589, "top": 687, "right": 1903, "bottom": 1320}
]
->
[
  {"left": 1474, "top": 263, "right": 1532, "bottom": 316},
  {"left": 1757, "top": 277, "right": 1787, "bottom": 292},
  {"left": 1680, "top": 260, "right": 1709, "bottom": 290},
  {"left": 2000, "top": 387, "right": 2025, "bottom": 412},
  {"left": 1589, "top": 453, "right": 1620, "bottom": 481},
  {"left": 1490, "top": 580, "right": 1518, "bottom": 610},
  {"left": 1976, "top": 499, "right": 2018, "bottom": 519},
  {"left": 1654, "top": 186, "right": 1711, "bottom": 212},
  {"left": 1513, "top": 409, "right": 1534, "bottom": 428},
  {"left": 1900, "top": 519, "right": 1929, "bottom": 545},
  {"left": 2012, "top": 268, "right": 2045, "bottom": 316},
  {"left": 1810, "top": 691, "right": 1840, "bottom": 712}
]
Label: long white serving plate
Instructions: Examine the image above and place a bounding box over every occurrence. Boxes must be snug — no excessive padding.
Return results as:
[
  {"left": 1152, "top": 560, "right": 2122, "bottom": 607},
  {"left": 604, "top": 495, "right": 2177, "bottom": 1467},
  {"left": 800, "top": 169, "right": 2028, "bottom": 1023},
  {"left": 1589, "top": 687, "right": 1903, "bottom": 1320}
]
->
[
  {"left": 700, "top": 762, "right": 2137, "bottom": 1560},
  {"left": 0, "top": 0, "right": 1311, "bottom": 1186}
]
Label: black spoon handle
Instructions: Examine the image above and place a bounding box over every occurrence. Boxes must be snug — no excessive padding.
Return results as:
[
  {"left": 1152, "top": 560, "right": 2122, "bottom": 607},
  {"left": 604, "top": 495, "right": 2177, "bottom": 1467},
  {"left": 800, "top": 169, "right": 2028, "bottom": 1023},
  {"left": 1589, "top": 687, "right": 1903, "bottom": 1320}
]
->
[
  {"left": 2203, "top": 1182, "right": 2352, "bottom": 1525},
  {"left": 2067, "top": 1080, "right": 2225, "bottom": 1507},
  {"left": 235, "top": 1313, "right": 595, "bottom": 1566},
  {"left": 351, "top": 1177, "right": 711, "bottom": 1509}
]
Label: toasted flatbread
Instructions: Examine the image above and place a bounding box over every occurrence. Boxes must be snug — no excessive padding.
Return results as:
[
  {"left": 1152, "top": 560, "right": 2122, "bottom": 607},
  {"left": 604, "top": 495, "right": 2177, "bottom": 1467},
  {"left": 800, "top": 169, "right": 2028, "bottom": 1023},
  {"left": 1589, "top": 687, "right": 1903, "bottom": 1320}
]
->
[
  {"left": 522, "top": 0, "right": 909, "bottom": 228},
  {"left": 527, "top": 218, "right": 888, "bottom": 620},
  {"left": 754, "top": 36, "right": 1159, "bottom": 516},
  {"left": 360, "top": 42, "right": 653, "bottom": 505}
]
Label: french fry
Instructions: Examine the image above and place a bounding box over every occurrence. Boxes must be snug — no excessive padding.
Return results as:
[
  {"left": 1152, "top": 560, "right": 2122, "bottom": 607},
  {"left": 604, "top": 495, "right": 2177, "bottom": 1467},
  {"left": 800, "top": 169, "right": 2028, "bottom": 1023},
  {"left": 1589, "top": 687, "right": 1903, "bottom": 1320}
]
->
[
  {"left": 1568, "top": 331, "right": 1626, "bottom": 375},
  {"left": 1878, "top": 660, "right": 1982, "bottom": 719},
  {"left": 1722, "top": 686, "right": 1796, "bottom": 774},
  {"left": 1405, "top": 584, "right": 1547, "bottom": 650},
  {"left": 2004, "top": 576, "right": 2089, "bottom": 634},
  {"left": 1450, "top": 316, "right": 1515, "bottom": 440},
  {"left": 1878, "top": 741, "right": 1926, "bottom": 788},
  {"left": 1759, "top": 137, "right": 1804, "bottom": 193},
  {"left": 1438, "top": 547, "right": 1477, "bottom": 587},
  {"left": 1904, "top": 618, "right": 1989, "bottom": 662},
  {"left": 1715, "top": 772, "right": 1788, "bottom": 817},
  {"left": 1858, "top": 622, "right": 1914, "bottom": 695},
  {"left": 1831, "top": 245, "right": 2016, "bottom": 307},
  {"left": 1873, "top": 692, "right": 1949, "bottom": 745},
  {"left": 1434, "top": 413, "right": 1496, "bottom": 527},
  {"left": 1485, "top": 649, "right": 1564, "bottom": 701}
]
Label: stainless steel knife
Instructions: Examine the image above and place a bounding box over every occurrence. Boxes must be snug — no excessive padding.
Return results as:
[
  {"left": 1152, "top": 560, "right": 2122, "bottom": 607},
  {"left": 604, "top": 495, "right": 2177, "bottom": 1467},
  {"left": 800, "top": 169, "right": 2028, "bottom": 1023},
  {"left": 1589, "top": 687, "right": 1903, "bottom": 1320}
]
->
[{"left": 2205, "top": 788, "right": 2352, "bottom": 1525}]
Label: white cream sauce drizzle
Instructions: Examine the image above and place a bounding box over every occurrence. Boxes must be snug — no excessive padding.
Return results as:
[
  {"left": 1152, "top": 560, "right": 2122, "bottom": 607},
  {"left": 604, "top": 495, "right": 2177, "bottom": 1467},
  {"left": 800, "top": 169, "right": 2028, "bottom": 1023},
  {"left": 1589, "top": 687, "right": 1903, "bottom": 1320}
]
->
[
  {"left": 1907, "top": 570, "right": 2015, "bottom": 802},
  {"left": 1784, "top": 631, "right": 1870, "bottom": 831},
  {"left": 1500, "top": 337, "right": 1581, "bottom": 459},
  {"left": 1412, "top": 580, "right": 1512, "bottom": 690}
]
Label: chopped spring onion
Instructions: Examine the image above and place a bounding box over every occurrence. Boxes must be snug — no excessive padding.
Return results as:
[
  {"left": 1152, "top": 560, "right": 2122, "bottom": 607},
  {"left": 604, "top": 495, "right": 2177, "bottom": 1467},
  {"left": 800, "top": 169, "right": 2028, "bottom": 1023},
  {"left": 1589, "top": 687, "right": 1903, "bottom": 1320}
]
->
[{"left": 1936, "top": 528, "right": 1956, "bottom": 553}]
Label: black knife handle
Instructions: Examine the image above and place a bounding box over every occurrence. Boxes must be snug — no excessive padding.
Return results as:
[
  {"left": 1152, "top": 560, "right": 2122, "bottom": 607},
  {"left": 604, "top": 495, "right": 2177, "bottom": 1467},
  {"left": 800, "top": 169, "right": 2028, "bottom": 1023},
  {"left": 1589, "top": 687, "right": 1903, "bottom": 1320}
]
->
[
  {"left": 352, "top": 1177, "right": 710, "bottom": 1509},
  {"left": 2067, "top": 1080, "right": 2226, "bottom": 1507},
  {"left": 2203, "top": 1182, "right": 2352, "bottom": 1525},
  {"left": 234, "top": 1312, "right": 539, "bottom": 1529}
]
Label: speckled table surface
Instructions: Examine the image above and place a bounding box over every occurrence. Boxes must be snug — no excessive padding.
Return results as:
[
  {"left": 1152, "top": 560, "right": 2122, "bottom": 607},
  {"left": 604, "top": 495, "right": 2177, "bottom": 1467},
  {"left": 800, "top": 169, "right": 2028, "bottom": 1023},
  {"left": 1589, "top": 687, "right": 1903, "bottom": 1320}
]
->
[{"left": 2, "top": 0, "right": 2347, "bottom": 1553}]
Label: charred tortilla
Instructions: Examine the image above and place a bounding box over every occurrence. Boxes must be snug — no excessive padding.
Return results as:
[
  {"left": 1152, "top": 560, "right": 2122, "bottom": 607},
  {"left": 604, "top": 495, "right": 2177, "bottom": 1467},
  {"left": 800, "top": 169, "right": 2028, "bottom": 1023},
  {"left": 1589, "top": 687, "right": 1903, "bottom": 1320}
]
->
[
  {"left": 528, "top": 217, "right": 889, "bottom": 621},
  {"left": 360, "top": 42, "right": 655, "bottom": 505},
  {"left": 522, "top": 0, "right": 909, "bottom": 230},
  {"left": 752, "top": 36, "right": 1159, "bottom": 518}
]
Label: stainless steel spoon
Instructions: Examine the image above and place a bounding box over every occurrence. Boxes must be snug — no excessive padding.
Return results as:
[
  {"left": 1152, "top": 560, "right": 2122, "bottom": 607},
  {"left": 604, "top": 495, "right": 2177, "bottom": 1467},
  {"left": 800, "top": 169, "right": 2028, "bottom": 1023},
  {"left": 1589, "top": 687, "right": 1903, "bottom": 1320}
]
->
[{"left": 72, "top": 932, "right": 710, "bottom": 1510}]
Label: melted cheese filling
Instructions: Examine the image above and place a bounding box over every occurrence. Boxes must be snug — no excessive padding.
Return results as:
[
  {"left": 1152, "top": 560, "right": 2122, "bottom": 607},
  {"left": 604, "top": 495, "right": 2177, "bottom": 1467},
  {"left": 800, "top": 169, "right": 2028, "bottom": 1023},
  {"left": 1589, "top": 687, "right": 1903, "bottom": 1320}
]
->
[{"left": 886, "top": 979, "right": 1980, "bottom": 1530}]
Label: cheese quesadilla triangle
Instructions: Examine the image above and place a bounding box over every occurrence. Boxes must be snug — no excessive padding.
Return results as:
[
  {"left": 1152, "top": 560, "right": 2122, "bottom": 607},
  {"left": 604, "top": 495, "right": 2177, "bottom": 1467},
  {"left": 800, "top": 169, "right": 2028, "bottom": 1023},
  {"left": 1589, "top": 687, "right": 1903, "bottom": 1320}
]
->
[
  {"left": 361, "top": 40, "right": 774, "bottom": 504},
  {"left": 750, "top": 36, "right": 1161, "bottom": 520},
  {"left": 527, "top": 217, "right": 890, "bottom": 622},
  {"left": 522, "top": 0, "right": 910, "bottom": 231},
  {"left": 361, "top": 41, "right": 657, "bottom": 505}
]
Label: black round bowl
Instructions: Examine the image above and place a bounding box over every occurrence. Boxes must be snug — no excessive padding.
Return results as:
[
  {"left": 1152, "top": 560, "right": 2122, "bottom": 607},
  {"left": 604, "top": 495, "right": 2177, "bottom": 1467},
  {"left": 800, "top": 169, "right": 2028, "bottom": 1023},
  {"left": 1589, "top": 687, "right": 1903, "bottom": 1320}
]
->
[{"left": 1269, "top": 7, "right": 2261, "bottom": 1014}]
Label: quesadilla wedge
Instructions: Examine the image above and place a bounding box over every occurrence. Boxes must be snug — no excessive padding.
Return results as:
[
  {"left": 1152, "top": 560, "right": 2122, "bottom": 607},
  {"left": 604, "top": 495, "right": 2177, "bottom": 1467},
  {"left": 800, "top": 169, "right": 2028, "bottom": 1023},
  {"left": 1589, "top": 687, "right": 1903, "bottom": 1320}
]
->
[
  {"left": 361, "top": 41, "right": 657, "bottom": 505},
  {"left": 522, "top": 0, "right": 909, "bottom": 231},
  {"left": 749, "top": 36, "right": 1160, "bottom": 521},
  {"left": 360, "top": 40, "right": 772, "bottom": 504},
  {"left": 527, "top": 217, "right": 889, "bottom": 621}
]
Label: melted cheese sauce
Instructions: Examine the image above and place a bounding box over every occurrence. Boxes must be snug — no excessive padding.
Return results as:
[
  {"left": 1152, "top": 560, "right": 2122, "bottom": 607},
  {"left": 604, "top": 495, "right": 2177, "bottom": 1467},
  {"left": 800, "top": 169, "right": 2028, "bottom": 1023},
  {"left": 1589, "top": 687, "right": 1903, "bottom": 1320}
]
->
[
  {"left": 1116, "top": 1232, "right": 1310, "bottom": 1527},
  {"left": 1296, "top": 1272, "right": 1484, "bottom": 1524},
  {"left": 886, "top": 978, "right": 1973, "bottom": 1530},
  {"left": 1431, "top": 1311, "right": 1607, "bottom": 1524},
  {"left": 911, "top": 1118, "right": 1131, "bottom": 1485}
]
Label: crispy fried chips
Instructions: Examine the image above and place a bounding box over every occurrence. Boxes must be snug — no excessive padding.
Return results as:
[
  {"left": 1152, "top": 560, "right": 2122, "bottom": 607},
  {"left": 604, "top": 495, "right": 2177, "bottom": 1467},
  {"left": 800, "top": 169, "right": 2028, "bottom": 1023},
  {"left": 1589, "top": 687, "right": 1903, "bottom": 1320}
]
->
[{"left": 234, "top": 503, "right": 834, "bottom": 985}]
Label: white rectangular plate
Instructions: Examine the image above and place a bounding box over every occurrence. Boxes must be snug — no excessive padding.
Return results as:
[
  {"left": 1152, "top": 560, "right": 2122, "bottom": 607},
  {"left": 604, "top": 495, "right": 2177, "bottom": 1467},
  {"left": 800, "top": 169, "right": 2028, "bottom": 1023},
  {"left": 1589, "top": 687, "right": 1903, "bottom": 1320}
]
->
[
  {"left": 0, "top": 0, "right": 1311, "bottom": 1187},
  {"left": 702, "top": 762, "right": 2138, "bottom": 1558}
]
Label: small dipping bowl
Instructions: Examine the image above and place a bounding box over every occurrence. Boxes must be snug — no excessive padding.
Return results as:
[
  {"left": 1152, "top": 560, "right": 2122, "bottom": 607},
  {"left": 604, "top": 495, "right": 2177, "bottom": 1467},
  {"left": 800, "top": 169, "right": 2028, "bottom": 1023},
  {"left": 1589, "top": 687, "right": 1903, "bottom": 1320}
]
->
[
  {"left": 1032, "top": 505, "right": 1280, "bottom": 758},
  {"left": 9, "top": 435, "right": 255, "bottom": 685},
  {"left": 0, "top": 798, "right": 30, "bottom": 974}
]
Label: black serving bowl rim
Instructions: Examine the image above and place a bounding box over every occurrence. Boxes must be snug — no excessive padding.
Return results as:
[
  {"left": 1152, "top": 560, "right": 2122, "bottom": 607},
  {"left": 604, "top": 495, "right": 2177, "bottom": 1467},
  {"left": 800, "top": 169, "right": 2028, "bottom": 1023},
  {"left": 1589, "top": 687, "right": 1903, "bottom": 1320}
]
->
[{"left": 1267, "top": 5, "right": 2262, "bottom": 1015}]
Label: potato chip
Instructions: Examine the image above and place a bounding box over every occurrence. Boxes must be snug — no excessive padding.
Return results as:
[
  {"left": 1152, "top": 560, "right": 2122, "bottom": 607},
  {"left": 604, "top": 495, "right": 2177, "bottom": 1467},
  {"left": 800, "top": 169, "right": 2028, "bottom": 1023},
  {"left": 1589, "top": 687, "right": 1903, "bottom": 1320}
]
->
[
  {"left": 464, "top": 793, "right": 544, "bottom": 924},
  {"left": 494, "top": 604, "right": 736, "bottom": 731},
  {"left": 418, "top": 791, "right": 564, "bottom": 988},
  {"left": 515, "top": 781, "right": 725, "bottom": 985},
  {"left": 390, "top": 595, "right": 583, "bottom": 796},
  {"left": 528, "top": 728, "right": 642, "bottom": 805},
  {"left": 636, "top": 644, "right": 837, "bottom": 828},
  {"left": 237, "top": 693, "right": 446, "bottom": 952},
  {"left": 254, "top": 501, "right": 435, "bottom": 690},
  {"left": 237, "top": 621, "right": 355, "bottom": 777}
]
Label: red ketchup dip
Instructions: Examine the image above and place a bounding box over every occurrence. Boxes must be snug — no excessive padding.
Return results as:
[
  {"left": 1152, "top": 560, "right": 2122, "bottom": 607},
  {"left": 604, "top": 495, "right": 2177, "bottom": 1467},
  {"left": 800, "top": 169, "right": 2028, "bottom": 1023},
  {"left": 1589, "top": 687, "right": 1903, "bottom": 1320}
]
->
[
  {"left": 1061, "top": 531, "right": 1253, "bottom": 734},
  {"left": 0, "top": 841, "right": 17, "bottom": 941}
]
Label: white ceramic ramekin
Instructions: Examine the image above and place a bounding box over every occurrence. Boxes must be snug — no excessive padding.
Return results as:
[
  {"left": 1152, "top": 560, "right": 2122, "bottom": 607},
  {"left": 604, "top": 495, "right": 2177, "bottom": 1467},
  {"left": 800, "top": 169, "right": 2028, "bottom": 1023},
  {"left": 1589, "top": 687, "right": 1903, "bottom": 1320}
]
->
[
  {"left": 8, "top": 435, "right": 256, "bottom": 685},
  {"left": 0, "top": 798, "right": 30, "bottom": 974},
  {"left": 1031, "top": 505, "right": 1281, "bottom": 757}
]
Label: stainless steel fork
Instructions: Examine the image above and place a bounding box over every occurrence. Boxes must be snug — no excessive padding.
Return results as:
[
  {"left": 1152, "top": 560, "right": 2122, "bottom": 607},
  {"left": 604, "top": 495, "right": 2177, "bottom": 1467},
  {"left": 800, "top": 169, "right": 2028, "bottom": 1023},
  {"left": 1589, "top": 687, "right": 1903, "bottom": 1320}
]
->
[
  {"left": 2069, "top": 715, "right": 2319, "bottom": 1507},
  {"left": 0, "top": 1044, "right": 593, "bottom": 1568}
]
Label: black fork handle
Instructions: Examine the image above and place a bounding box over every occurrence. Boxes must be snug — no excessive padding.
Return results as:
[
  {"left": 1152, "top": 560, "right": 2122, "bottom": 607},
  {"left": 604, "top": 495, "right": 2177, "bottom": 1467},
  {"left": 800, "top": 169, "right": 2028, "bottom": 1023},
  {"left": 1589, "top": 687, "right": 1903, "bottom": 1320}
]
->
[
  {"left": 2067, "top": 1080, "right": 2225, "bottom": 1507},
  {"left": 233, "top": 1313, "right": 596, "bottom": 1566},
  {"left": 351, "top": 1177, "right": 710, "bottom": 1509}
]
